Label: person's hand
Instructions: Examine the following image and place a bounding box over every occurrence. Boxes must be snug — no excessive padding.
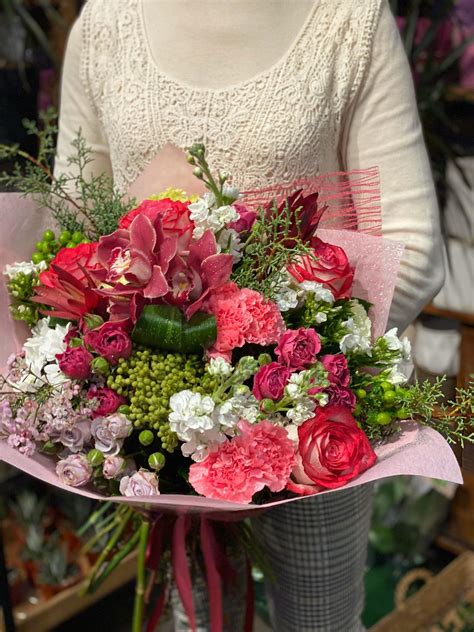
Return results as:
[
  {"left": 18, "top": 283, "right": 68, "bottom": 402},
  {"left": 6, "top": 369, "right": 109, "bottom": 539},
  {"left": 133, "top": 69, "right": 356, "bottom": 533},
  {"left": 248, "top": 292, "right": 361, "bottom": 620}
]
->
[{"left": 126, "top": 143, "right": 207, "bottom": 202}]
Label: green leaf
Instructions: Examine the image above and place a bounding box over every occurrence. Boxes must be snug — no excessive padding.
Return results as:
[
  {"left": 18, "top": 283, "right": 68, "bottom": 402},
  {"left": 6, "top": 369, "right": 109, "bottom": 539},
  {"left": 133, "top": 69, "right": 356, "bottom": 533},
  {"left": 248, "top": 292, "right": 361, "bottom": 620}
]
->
[{"left": 132, "top": 305, "right": 217, "bottom": 353}]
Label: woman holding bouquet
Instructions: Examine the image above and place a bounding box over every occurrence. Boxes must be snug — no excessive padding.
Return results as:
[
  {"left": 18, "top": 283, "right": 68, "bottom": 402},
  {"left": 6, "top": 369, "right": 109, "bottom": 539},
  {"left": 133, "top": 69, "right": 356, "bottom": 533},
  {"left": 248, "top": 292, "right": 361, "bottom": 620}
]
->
[{"left": 55, "top": 1, "right": 443, "bottom": 630}]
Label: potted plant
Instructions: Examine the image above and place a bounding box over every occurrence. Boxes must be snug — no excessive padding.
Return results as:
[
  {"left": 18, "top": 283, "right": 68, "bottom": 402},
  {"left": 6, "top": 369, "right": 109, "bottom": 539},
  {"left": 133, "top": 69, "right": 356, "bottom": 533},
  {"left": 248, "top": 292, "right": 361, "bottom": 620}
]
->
[{"left": 35, "top": 544, "right": 81, "bottom": 600}]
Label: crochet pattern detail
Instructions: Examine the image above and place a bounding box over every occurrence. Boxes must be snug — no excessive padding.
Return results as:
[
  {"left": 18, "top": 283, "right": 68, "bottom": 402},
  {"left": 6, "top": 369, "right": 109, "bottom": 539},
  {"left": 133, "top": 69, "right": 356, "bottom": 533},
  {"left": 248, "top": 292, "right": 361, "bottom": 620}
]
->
[{"left": 80, "top": 0, "right": 383, "bottom": 194}]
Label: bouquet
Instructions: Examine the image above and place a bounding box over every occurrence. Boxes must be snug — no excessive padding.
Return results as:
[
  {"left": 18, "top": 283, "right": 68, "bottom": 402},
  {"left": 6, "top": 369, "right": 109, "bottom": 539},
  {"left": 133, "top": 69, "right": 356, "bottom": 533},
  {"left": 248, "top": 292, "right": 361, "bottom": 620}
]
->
[{"left": 0, "top": 128, "right": 470, "bottom": 631}]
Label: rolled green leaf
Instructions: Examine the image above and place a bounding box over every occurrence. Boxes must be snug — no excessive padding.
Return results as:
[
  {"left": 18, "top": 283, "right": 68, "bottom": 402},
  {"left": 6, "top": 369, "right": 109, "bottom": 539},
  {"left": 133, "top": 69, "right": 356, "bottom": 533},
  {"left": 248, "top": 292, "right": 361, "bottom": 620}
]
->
[{"left": 132, "top": 305, "right": 217, "bottom": 353}]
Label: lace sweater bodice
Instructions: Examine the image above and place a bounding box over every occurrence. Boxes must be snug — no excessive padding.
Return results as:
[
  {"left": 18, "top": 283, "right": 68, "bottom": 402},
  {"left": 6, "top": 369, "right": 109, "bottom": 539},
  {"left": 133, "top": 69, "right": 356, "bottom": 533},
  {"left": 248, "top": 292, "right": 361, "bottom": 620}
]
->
[{"left": 55, "top": 0, "right": 444, "bottom": 329}]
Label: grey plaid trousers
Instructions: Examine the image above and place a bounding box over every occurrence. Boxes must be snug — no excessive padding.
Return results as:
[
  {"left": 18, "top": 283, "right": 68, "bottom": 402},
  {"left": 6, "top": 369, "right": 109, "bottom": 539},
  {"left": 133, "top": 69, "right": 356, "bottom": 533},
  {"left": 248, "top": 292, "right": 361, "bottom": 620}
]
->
[{"left": 171, "top": 483, "right": 373, "bottom": 632}]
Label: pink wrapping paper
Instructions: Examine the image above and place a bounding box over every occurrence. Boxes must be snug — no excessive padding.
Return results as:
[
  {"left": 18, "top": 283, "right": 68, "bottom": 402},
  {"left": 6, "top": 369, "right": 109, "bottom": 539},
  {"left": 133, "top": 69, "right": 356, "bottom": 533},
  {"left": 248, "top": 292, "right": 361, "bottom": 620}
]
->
[
  {"left": 0, "top": 192, "right": 463, "bottom": 511},
  {"left": 0, "top": 423, "right": 462, "bottom": 514}
]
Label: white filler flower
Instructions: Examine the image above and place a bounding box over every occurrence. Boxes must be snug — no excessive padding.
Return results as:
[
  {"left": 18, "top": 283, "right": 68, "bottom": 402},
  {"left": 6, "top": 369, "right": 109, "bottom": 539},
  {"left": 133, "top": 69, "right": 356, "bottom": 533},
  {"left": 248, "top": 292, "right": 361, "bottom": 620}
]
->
[{"left": 340, "top": 301, "right": 372, "bottom": 354}]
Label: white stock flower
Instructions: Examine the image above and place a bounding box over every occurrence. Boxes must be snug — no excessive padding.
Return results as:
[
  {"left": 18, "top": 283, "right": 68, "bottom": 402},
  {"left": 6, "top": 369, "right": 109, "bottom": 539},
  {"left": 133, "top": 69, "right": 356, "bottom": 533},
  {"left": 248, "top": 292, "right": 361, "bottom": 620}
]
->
[
  {"left": 4, "top": 260, "right": 47, "bottom": 279},
  {"left": 221, "top": 184, "right": 241, "bottom": 201},
  {"left": 340, "top": 301, "right": 372, "bottom": 355},
  {"left": 217, "top": 227, "right": 243, "bottom": 261},
  {"left": 207, "top": 357, "right": 233, "bottom": 377},
  {"left": 23, "top": 318, "right": 70, "bottom": 377},
  {"left": 386, "top": 366, "right": 408, "bottom": 386},
  {"left": 286, "top": 399, "right": 316, "bottom": 425},
  {"left": 168, "top": 390, "right": 216, "bottom": 441},
  {"left": 383, "top": 328, "right": 412, "bottom": 362},
  {"left": 188, "top": 197, "right": 210, "bottom": 225},
  {"left": 300, "top": 281, "right": 335, "bottom": 304}
]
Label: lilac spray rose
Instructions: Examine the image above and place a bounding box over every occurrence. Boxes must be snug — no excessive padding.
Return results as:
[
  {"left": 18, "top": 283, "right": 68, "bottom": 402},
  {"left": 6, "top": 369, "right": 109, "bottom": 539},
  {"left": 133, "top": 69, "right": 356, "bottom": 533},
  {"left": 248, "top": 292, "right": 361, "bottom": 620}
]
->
[
  {"left": 91, "top": 413, "right": 132, "bottom": 456},
  {"left": 59, "top": 420, "right": 91, "bottom": 453},
  {"left": 119, "top": 469, "right": 160, "bottom": 496},
  {"left": 56, "top": 454, "right": 92, "bottom": 487}
]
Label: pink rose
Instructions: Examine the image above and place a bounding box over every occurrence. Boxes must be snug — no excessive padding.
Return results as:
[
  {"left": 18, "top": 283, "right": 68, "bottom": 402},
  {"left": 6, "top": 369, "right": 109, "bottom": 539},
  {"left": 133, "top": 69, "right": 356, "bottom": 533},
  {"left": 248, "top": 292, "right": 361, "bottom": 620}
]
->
[
  {"left": 228, "top": 203, "right": 257, "bottom": 234},
  {"left": 288, "top": 238, "right": 354, "bottom": 300},
  {"left": 253, "top": 362, "right": 292, "bottom": 401},
  {"left": 88, "top": 386, "right": 125, "bottom": 419},
  {"left": 56, "top": 346, "right": 93, "bottom": 380},
  {"left": 326, "top": 384, "right": 357, "bottom": 410},
  {"left": 85, "top": 322, "right": 132, "bottom": 365},
  {"left": 287, "top": 406, "right": 376, "bottom": 495},
  {"left": 321, "top": 354, "right": 350, "bottom": 387},
  {"left": 275, "top": 328, "right": 321, "bottom": 369},
  {"left": 56, "top": 454, "right": 92, "bottom": 487},
  {"left": 189, "top": 420, "right": 295, "bottom": 504},
  {"left": 119, "top": 469, "right": 160, "bottom": 496},
  {"left": 103, "top": 455, "right": 126, "bottom": 480}
]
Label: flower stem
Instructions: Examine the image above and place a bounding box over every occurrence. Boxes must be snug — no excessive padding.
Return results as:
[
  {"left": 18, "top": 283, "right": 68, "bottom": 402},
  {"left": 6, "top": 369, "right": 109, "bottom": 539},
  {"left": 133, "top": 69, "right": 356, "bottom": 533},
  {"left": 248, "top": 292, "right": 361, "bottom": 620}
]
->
[{"left": 132, "top": 519, "right": 151, "bottom": 632}]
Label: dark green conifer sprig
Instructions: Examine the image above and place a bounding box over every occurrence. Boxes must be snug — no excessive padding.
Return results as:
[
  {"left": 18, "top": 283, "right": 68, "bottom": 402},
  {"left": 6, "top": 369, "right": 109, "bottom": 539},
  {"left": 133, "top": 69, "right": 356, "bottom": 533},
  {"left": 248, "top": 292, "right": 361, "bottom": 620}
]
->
[{"left": 0, "top": 109, "right": 135, "bottom": 241}]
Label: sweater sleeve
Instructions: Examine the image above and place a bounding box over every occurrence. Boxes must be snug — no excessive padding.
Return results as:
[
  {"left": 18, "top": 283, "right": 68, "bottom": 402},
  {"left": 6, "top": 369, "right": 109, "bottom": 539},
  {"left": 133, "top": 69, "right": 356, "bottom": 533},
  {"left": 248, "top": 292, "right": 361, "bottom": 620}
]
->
[
  {"left": 54, "top": 14, "right": 112, "bottom": 181},
  {"left": 342, "top": 2, "right": 445, "bottom": 332}
]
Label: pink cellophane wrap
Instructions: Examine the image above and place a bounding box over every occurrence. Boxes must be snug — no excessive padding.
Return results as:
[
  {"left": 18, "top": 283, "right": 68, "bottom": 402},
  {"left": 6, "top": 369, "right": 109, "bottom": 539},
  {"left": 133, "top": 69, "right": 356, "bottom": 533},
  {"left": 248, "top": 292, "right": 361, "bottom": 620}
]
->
[{"left": 0, "top": 171, "right": 462, "bottom": 512}]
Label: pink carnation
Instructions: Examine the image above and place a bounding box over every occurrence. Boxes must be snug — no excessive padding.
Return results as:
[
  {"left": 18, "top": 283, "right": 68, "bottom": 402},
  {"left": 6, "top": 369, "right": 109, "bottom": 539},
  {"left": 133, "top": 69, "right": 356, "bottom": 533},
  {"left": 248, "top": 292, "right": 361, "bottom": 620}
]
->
[
  {"left": 205, "top": 283, "right": 285, "bottom": 359},
  {"left": 239, "top": 289, "right": 285, "bottom": 346},
  {"left": 189, "top": 420, "right": 295, "bottom": 504}
]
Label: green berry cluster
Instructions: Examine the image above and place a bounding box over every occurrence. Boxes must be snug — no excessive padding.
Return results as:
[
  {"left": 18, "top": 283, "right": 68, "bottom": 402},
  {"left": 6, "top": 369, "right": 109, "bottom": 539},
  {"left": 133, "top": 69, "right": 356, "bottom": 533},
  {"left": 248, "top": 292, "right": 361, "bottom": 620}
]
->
[
  {"left": 31, "top": 229, "right": 89, "bottom": 265},
  {"left": 354, "top": 378, "right": 410, "bottom": 439},
  {"left": 107, "top": 347, "right": 215, "bottom": 452},
  {"left": 7, "top": 272, "right": 41, "bottom": 326}
]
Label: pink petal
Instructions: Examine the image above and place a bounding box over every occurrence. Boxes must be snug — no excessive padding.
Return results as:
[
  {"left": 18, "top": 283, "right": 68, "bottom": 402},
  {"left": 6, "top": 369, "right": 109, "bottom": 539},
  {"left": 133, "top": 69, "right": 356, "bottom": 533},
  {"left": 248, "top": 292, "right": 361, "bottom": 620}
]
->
[
  {"left": 143, "top": 266, "right": 169, "bottom": 299},
  {"left": 130, "top": 214, "right": 157, "bottom": 254},
  {"left": 201, "top": 254, "right": 234, "bottom": 289}
]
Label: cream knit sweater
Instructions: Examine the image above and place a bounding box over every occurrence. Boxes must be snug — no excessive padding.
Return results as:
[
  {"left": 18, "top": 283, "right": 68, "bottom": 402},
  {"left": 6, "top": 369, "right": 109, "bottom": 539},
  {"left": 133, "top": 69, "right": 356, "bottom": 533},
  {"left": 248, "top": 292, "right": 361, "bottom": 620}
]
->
[{"left": 55, "top": 0, "right": 444, "bottom": 330}]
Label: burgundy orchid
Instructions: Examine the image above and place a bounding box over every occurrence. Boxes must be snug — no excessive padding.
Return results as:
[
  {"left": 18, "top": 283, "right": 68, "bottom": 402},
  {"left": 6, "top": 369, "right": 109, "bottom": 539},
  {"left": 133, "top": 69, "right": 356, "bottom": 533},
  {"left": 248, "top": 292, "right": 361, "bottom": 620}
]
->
[
  {"left": 267, "top": 190, "right": 327, "bottom": 247},
  {"left": 94, "top": 213, "right": 233, "bottom": 323}
]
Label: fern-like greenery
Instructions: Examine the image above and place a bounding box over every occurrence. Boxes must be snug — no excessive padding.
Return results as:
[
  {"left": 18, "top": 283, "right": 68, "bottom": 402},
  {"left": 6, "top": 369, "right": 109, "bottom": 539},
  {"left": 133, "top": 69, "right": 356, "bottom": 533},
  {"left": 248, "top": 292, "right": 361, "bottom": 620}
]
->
[{"left": 0, "top": 109, "right": 135, "bottom": 240}]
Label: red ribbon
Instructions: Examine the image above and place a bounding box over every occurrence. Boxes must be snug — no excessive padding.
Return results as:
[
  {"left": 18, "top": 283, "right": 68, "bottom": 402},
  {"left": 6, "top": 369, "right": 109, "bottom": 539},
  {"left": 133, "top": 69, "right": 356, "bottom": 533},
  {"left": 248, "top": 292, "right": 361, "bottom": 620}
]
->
[{"left": 145, "top": 515, "right": 254, "bottom": 632}]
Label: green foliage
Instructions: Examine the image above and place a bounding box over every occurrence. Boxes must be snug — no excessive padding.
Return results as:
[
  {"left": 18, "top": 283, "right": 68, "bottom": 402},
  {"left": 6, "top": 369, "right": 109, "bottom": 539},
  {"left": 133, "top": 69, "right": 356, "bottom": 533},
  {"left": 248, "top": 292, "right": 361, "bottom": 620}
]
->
[
  {"left": 0, "top": 110, "right": 135, "bottom": 241},
  {"left": 6, "top": 271, "right": 41, "bottom": 326},
  {"left": 232, "top": 202, "right": 314, "bottom": 301}
]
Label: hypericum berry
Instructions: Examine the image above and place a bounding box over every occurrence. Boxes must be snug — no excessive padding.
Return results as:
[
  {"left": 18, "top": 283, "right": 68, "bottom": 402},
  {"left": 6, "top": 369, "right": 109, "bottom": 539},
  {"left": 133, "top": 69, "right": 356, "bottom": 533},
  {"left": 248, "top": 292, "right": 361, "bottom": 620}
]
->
[
  {"left": 139, "top": 430, "right": 154, "bottom": 446},
  {"left": 375, "top": 412, "right": 392, "bottom": 426},
  {"left": 380, "top": 381, "right": 394, "bottom": 392},
  {"left": 355, "top": 388, "right": 367, "bottom": 399},
  {"left": 396, "top": 408, "right": 409, "bottom": 420},
  {"left": 43, "top": 229, "right": 55, "bottom": 241},
  {"left": 59, "top": 230, "right": 71, "bottom": 245},
  {"left": 31, "top": 252, "right": 44, "bottom": 264},
  {"left": 148, "top": 452, "right": 166, "bottom": 470},
  {"left": 71, "top": 231, "right": 83, "bottom": 244},
  {"left": 66, "top": 241, "right": 76, "bottom": 249},
  {"left": 383, "top": 390, "right": 397, "bottom": 406},
  {"left": 87, "top": 449, "right": 104, "bottom": 466}
]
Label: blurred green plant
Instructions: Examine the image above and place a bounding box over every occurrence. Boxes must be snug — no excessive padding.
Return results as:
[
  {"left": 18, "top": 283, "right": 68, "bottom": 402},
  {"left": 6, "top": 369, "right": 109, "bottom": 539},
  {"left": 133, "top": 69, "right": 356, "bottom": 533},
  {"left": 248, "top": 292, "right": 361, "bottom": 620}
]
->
[
  {"left": 0, "top": 0, "right": 66, "bottom": 67},
  {"left": 390, "top": 0, "right": 474, "bottom": 208}
]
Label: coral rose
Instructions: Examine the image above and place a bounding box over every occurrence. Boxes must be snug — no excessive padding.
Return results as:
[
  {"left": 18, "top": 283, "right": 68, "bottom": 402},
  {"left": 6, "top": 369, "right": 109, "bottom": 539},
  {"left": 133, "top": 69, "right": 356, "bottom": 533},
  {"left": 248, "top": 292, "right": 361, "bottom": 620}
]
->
[
  {"left": 40, "top": 242, "right": 100, "bottom": 286},
  {"left": 288, "top": 405, "right": 376, "bottom": 494},
  {"left": 288, "top": 238, "right": 354, "bottom": 300}
]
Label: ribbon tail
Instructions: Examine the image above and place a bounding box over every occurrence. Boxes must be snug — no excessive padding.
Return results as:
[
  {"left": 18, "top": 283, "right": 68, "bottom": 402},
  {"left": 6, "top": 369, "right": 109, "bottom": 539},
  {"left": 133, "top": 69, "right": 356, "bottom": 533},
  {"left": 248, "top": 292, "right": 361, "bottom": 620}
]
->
[
  {"left": 172, "top": 515, "right": 196, "bottom": 632},
  {"left": 244, "top": 559, "right": 254, "bottom": 632},
  {"left": 146, "top": 589, "right": 166, "bottom": 632},
  {"left": 200, "top": 518, "right": 223, "bottom": 632}
]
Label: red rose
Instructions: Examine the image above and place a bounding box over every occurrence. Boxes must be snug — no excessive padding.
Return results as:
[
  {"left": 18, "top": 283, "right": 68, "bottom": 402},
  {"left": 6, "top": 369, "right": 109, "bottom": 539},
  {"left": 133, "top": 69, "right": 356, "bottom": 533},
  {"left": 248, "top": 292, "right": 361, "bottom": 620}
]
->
[
  {"left": 88, "top": 386, "right": 125, "bottom": 419},
  {"left": 56, "top": 345, "right": 93, "bottom": 380},
  {"left": 287, "top": 238, "right": 354, "bottom": 300},
  {"left": 118, "top": 198, "right": 193, "bottom": 249},
  {"left": 40, "top": 243, "right": 100, "bottom": 286},
  {"left": 85, "top": 322, "right": 132, "bottom": 365},
  {"left": 287, "top": 405, "right": 376, "bottom": 494},
  {"left": 275, "top": 328, "right": 321, "bottom": 369},
  {"left": 253, "top": 362, "right": 292, "bottom": 402},
  {"left": 228, "top": 203, "right": 257, "bottom": 234},
  {"left": 321, "top": 354, "right": 350, "bottom": 387}
]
